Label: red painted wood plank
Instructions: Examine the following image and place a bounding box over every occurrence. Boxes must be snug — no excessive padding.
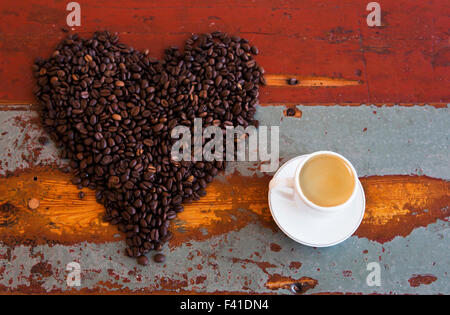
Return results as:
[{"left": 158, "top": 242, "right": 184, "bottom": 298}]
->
[
  {"left": 360, "top": 0, "right": 450, "bottom": 103},
  {"left": 0, "top": 0, "right": 448, "bottom": 104}
]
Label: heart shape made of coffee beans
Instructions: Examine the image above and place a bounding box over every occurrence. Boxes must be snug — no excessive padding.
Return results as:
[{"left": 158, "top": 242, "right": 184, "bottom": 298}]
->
[{"left": 32, "top": 30, "right": 265, "bottom": 265}]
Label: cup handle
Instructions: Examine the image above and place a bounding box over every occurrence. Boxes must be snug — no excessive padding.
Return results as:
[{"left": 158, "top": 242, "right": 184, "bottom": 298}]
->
[{"left": 269, "top": 177, "right": 296, "bottom": 200}]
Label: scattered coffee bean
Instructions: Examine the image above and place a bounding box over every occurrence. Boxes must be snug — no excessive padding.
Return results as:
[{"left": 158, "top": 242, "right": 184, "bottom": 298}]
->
[
  {"left": 78, "top": 191, "right": 85, "bottom": 199},
  {"left": 154, "top": 253, "right": 166, "bottom": 263},
  {"left": 137, "top": 255, "right": 149, "bottom": 266},
  {"left": 33, "top": 30, "right": 264, "bottom": 264}
]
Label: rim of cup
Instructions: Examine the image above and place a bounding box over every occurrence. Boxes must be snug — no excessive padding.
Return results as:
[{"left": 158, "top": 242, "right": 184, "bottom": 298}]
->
[{"left": 293, "top": 151, "right": 359, "bottom": 212}]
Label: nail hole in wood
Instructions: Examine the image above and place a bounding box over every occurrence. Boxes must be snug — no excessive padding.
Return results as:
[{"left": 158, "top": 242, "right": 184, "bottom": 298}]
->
[
  {"left": 290, "top": 282, "right": 303, "bottom": 294},
  {"left": 284, "top": 107, "right": 302, "bottom": 118}
]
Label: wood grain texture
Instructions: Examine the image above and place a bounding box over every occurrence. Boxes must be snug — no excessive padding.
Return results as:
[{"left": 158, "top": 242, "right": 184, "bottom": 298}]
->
[
  {"left": 0, "top": 0, "right": 448, "bottom": 105},
  {"left": 0, "top": 0, "right": 448, "bottom": 295},
  {"left": 0, "top": 167, "right": 448, "bottom": 247}
]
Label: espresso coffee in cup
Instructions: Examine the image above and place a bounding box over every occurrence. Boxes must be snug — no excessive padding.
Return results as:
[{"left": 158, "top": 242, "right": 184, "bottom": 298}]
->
[
  {"left": 299, "top": 154, "right": 355, "bottom": 207},
  {"left": 268, "top": 151, "right": 365, "bottom": 247},
  {"left": 269, "top": 151, "right": 359, "bottom": 213}
]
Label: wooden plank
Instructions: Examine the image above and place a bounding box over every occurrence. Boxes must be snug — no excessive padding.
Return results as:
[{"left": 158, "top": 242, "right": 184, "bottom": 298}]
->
[
  {"left": 0, "top": 166, "right": 448, "bottom": 247},
  {"left": 0, "top": 0, "right": 448, "bottom": 295},
  {"left": 360, "top": 0, "right": 450, "bottom": 103},
  {"left": 0, "top": 0, "right": 448, "bottom": 105}
]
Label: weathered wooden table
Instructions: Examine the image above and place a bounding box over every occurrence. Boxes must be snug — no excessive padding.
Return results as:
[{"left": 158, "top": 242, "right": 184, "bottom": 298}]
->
[{"left": 0, "top": 0, "right": 448, "bottom": 294}]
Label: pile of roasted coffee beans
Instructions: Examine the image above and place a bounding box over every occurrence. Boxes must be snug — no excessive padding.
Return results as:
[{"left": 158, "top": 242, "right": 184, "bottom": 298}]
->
[{"left": 33, "top": 30, "right": 264, "bottom": 265}]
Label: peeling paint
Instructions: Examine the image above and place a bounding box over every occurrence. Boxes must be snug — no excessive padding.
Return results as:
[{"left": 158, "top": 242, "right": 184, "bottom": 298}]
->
[
  {"left": 0, "top": 220, "right": 448, "bottom": 294},
  {"left": 408, "top": 274, "right": 438, "bottom": 287}
]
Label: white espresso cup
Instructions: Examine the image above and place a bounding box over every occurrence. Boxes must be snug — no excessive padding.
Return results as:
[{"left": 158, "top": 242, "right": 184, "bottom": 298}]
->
[{"left": 269, "top": 151, "right": 359, "bottom": 214}]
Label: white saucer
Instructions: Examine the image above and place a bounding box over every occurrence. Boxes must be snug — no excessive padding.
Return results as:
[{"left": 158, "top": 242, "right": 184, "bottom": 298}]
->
[{"left": 268, "top": 155, "right": 366, "bottom": 247}]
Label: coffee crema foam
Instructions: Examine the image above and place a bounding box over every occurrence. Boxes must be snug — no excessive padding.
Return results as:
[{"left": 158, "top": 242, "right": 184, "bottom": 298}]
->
[{"left": 299, "top": 154, "right": 355, "bottom": 207}]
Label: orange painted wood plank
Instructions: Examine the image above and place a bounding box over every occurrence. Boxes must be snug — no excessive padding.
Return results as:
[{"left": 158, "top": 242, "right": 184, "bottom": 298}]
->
[
  {"left": 0, "top": 166, "right": 448, "bottom": 247},
  {"left": 0, "top": 0, "right": 448, "bottom": 104}
]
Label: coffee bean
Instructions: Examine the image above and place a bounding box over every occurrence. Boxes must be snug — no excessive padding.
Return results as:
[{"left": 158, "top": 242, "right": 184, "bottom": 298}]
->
[
  {"left": 78, "top": 191, "right": 85, "bottom": 199},
  {"left": 130, "top": 107, "right": 140, "bottom": 116},
  {"left": 101, "top": 155, "right": 113, "bottom": 165},
  {"left": 143, "top": 139, "right": 154, "bottom": 147},
  {"left": 167, "top": 211, "right": 177, "bottom": 220},
  {"left": 154, "top": 253, "right": 165, "bottom": 263},
  {"left": 137, "top": 255, "right": 149, "bottom": 266},
  {"left": 108, "top": 176, "right": 120, "bottom": 187},
  {"left": 153, "top": 123, "right": 164, "bottom": 132},
  {"left": 287, "top": 78, "right": 299, "bottom": 85},
  {"left": 33, "top": 30, "right": 263, "bottom": 265}
]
